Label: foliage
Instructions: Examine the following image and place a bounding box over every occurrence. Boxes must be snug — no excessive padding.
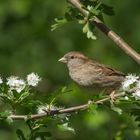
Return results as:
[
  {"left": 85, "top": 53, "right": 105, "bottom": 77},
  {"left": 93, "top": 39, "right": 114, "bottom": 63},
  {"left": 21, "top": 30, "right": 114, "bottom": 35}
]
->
[
  {"left": 51, "top": 0, "right": 114, "bottom": 40},
  {"left": 0, "top": 0, "right": 140, "bottom": 140},
  {"left": 0, "top": 73, "right": 140, "bottom": 139},
  {"left": 0, "top": 73, "right": 76, "bottom": 139}
]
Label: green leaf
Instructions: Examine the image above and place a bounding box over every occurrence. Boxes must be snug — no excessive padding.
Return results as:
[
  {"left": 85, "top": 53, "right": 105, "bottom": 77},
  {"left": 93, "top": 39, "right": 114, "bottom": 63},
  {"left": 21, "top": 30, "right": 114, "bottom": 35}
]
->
[
  {"left": 87, "top": 29, "right": 96, "bottom": 40},
  {"left": 114, "top": 130, "right": 123, "bottom": 140},
  {"left": 87, "top": 2, "right": 102, "bottom": 16},
  {"left": 17, "top": 92, "right": 30, "bottom": 103},
  {"left": 0, "top": 111, "right": 11, "bottom": 118},
  {"left": 61, "top": 86, "right": 67, "bottom": 93},
  {"left": 0, "top": 92, "right": 15, "bottom": 103},
  {"left": 6, "top": 116, "right": 13, "bottom": 124},
  {"left": 51, "top": 18, "right": 68, "bottom": 31},
  {"left": 83, "top": 22, "right": 88, "bottom": 33},
  {"left": 16, "top": 129, "right": 26, "bottom": 140},
  {"left": 111, "top": 103, "right": 122, "bottom": 115},
  {"left": 78, "top": 19, "right": 86, "bottom": 24},
  {"left": 67, "top": 7, "right": 84, "bottom": 20},
  {"left": 81, "top": 0, "right": 97, "bottom": 7},
  {"left": 51, "top": 5, "right": 85, "bottom": 31},
  {"left": 88, "top": 103, "right": 98, "bottom": 114},
  {"left": 131, "top": 109, "right": 140, "bottom": 126},
  {"left": 82, "top": 22, "right": 96, "bottom": 40},
  {"left": 58, "top": 123, "right": 75, "bottom": 134},
  {"left": 65, "top": 12, "right": 74, "bottom": 21}
]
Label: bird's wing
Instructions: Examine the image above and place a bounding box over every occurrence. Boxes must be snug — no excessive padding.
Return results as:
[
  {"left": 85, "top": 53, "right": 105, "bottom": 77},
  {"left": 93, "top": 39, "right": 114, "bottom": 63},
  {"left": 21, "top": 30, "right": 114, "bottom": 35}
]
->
[{"left": 87, "top": 60, "right": 125, "bottom": 77}]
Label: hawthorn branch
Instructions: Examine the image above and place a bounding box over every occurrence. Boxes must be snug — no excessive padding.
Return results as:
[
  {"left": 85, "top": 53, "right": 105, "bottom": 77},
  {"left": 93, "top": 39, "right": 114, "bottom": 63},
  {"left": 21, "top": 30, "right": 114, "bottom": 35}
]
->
[
  {"left": 68, "top": 0, "right": 140, "bottom": 65},
  {"left": 10, "top": 92, "right": 124, "bottom": 120}
]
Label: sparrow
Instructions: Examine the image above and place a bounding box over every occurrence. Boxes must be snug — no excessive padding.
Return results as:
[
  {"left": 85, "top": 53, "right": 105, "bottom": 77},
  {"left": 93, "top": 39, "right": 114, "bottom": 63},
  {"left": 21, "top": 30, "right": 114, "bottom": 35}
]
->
[{"left": 58, "top": 51, "right": 125, "bottom": 91}]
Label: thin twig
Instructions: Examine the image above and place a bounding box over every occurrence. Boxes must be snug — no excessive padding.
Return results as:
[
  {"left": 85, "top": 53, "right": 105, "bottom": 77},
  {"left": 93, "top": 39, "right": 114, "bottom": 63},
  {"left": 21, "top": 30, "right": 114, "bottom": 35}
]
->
[
  {"left": 68, "top": 0, "right": 140, "bottom": 65},
  {"left": 10, "top": 92, "right": 124, "bottom": 120}
]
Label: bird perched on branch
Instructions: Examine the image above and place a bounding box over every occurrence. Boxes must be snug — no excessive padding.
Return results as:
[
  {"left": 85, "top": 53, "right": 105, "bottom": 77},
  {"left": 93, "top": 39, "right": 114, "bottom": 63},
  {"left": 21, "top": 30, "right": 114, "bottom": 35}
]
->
[{"left": 58, "top": 51, "right": 125, "bottom": 91}]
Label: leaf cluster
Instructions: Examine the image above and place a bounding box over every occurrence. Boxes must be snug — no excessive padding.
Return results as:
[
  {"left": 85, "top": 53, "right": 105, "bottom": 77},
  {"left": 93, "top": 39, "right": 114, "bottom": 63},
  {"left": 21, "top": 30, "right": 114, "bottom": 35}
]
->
[{"left": 51, "top": 0, "right": 114, "bottom": 40}]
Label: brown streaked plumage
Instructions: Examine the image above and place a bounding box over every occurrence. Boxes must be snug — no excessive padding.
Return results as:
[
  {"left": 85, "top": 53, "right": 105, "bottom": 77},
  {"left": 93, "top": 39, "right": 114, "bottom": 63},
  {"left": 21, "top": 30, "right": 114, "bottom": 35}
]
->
[{"left": 58, "top": 51, "right": 125, "bottom": 90}]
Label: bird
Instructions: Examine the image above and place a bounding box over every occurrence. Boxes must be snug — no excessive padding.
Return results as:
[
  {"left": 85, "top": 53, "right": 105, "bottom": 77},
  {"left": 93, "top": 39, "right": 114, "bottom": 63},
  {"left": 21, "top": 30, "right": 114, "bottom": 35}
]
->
[{"left": 58, "top": 51, "right": 125, "bottom": 92}]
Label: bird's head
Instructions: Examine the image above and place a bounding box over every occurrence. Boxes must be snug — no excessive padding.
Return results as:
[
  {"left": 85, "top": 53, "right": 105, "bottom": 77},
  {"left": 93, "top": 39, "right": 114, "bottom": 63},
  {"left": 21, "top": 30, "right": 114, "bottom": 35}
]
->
[{"left": 58, "top": 51, "right": 88, "bottom": 68}]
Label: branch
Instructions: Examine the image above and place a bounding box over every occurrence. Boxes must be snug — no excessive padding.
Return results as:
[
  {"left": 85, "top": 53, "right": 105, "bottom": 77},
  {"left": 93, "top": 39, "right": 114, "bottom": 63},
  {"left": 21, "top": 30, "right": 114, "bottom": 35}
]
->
[
  {"left": 10, "top": 92, "right": 124, "bottom": 120},
  {"left": 68, "top": 0, "right": 140, "bottom": 65}
]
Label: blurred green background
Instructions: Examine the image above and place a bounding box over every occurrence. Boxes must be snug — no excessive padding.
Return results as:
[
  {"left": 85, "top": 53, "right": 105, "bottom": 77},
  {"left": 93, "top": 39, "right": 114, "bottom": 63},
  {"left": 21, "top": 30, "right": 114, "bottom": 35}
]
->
[{"left": 0, "top": 0, "right": 140, "bottom": 139}]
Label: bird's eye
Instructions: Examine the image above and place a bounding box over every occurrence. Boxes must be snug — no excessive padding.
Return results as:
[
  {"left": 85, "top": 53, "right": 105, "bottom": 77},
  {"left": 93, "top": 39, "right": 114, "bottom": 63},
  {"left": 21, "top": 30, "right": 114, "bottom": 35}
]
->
[{"left": 70, "top": 56, "right": 74, "bottom": 59}]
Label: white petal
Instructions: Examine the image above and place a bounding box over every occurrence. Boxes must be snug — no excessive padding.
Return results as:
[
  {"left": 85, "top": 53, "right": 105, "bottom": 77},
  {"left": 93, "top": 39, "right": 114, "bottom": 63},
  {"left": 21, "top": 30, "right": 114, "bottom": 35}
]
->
[{"left": 27, "top": 73, "right": 41, "bottom": 86}]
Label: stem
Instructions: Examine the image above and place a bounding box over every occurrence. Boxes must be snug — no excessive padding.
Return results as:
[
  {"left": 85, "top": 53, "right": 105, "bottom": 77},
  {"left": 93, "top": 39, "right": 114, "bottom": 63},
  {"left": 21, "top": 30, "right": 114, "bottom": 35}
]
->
[
  {"left": 68, "top": 0, "right": 140, "bottom": 65},
  {"left": 10, "top": 92, "right": 124, "bottom": 120}
]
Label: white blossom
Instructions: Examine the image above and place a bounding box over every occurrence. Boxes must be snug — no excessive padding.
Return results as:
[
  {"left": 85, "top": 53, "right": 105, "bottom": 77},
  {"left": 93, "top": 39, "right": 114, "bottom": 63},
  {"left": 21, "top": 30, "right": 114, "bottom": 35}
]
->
[
  {"left": 0, "top": 77, "right": 3, "bottom": 84},
  {"left": 7, "top": 76, "right": 26, "bottom": 93},
  {"left": 27, "top": 73, "right": 41, "bottom": 86},
  {"left": 37, "top": 104, "right": 59, "bottom": 114},
  {"left": 59, "top": 123, "right": 75, "bottom": 133},
  {"left": 133, "top": 89, "right": 140, "bottom": 100},
  {"left": 122, "top": 74, "right": 139, "bottom": 92}
]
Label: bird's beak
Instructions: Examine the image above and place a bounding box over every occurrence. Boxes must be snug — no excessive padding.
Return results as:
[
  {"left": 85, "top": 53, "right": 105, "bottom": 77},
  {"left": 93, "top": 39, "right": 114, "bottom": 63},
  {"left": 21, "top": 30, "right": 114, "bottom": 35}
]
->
[{"left": 58, "top": 57, "right": 67, "bottom": 63}]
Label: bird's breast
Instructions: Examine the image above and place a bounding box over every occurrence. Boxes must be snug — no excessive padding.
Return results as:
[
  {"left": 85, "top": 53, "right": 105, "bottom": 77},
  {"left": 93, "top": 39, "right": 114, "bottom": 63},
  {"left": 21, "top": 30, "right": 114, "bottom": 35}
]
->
[{"left": 69, "top": 66, "right": 99, "bottom": 86}]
